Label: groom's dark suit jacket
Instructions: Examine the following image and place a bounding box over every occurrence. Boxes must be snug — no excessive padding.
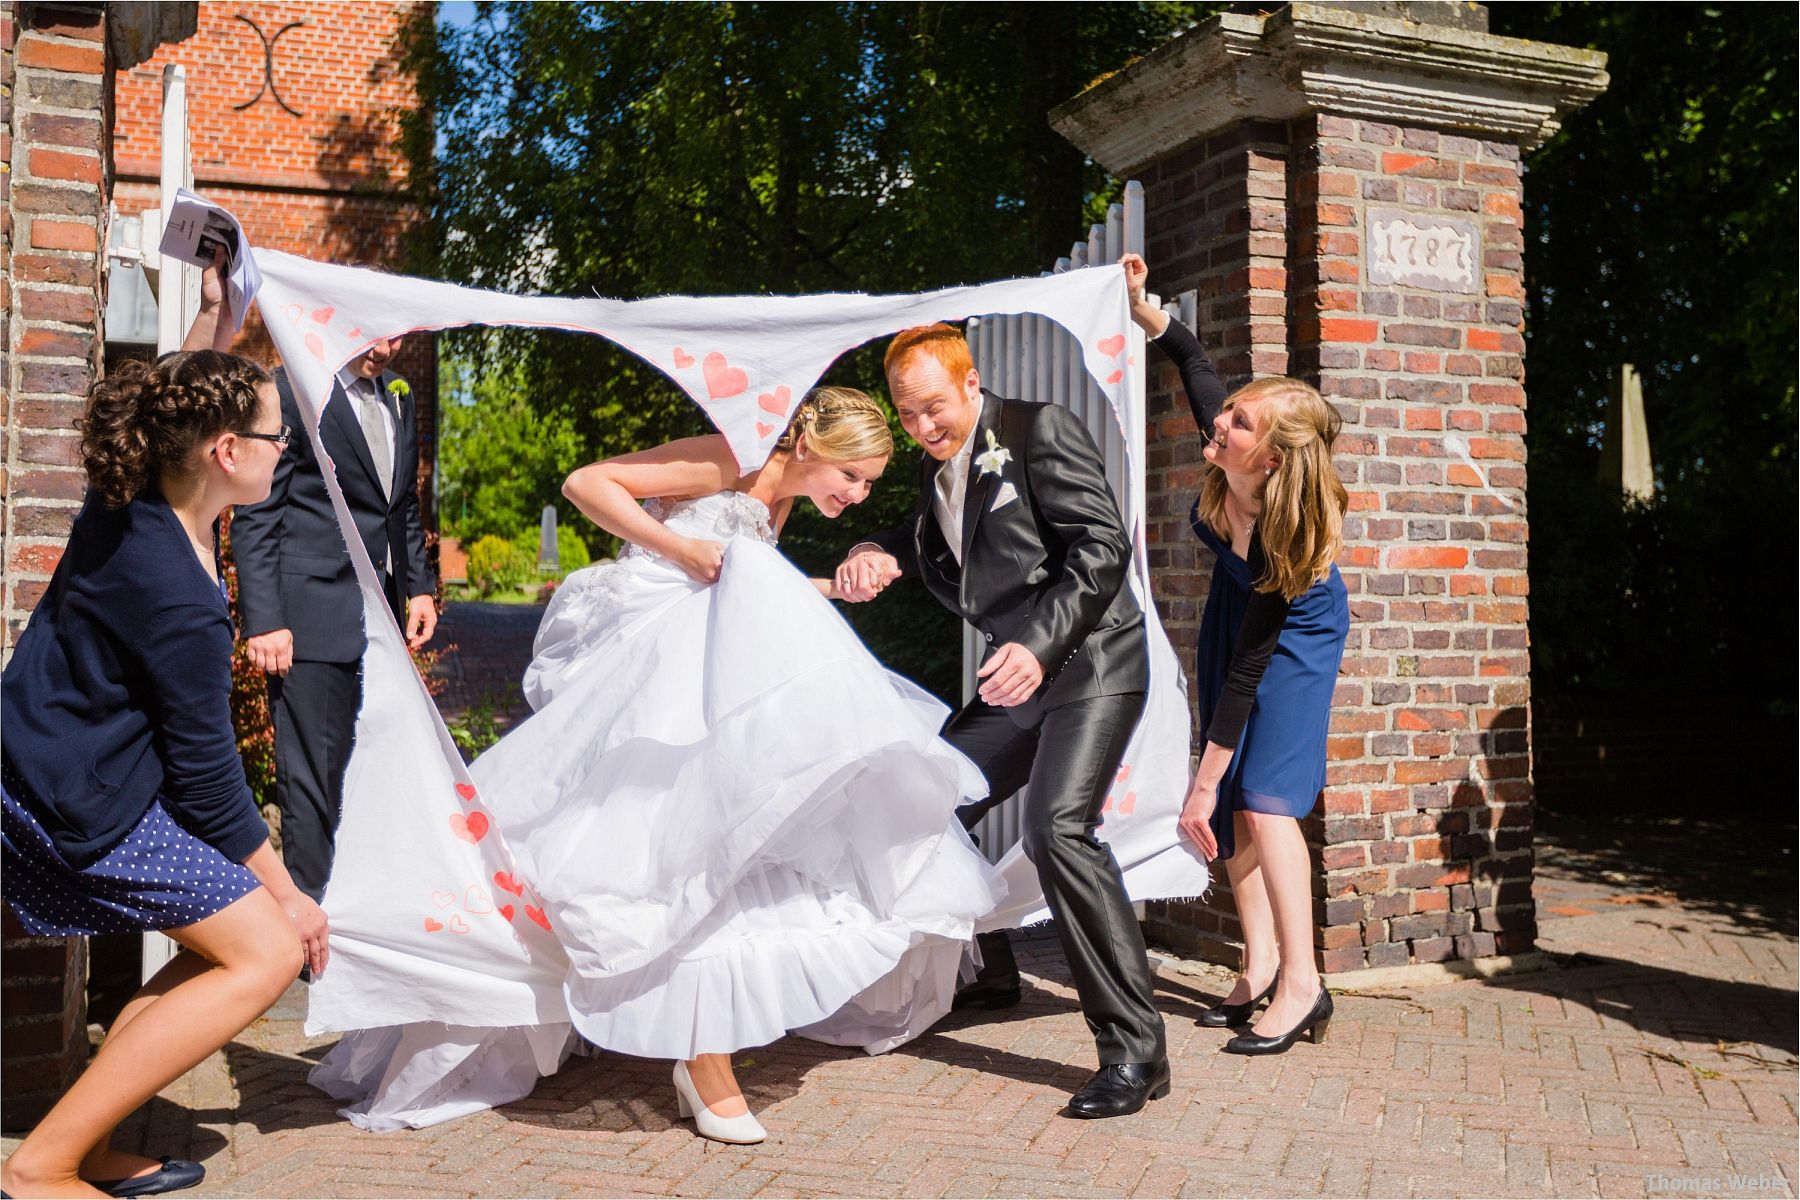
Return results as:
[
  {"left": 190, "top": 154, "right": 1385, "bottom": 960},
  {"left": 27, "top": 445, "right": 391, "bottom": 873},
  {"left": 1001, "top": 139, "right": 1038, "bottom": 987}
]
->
[
  {"left": 868, "top": 389, "right": 1148, "bottom": 726},
  {"left": 231, "top": 367, "right": 434, "bottom": 663}
]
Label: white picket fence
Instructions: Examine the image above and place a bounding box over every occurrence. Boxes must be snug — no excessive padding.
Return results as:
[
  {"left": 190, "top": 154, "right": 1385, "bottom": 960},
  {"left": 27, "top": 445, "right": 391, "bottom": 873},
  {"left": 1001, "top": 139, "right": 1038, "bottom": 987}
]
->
[{"left": 961, "top": 181, "right": 1160, "bottom": 864}]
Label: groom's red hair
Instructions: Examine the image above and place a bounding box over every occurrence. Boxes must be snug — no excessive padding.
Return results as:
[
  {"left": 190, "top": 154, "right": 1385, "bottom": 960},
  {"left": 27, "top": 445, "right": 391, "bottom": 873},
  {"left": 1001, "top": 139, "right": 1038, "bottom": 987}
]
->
[{"left": 884, "top": 323, "right": 975, "bottom": 384}]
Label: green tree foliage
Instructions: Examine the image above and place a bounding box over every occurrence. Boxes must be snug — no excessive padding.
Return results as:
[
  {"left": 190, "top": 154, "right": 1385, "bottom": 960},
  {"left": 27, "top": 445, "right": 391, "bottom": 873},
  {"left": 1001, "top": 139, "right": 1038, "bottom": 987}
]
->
[
  {"left": 1488, "top": 3, "right": 1796, "bottom": 710},
  {"left": 403, "top": 2, "right": 1216, "bottom": 697},
  {"left": 437, "top": 352, "right": 590, "bottom": 549}
]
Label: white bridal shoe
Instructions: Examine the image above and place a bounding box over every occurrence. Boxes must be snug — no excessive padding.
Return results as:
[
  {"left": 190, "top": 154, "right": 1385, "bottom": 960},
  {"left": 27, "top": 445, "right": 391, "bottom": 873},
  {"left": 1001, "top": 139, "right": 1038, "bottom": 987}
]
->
[{"left": 672, "top": 1060, "right": 768, "bottom": 1144}]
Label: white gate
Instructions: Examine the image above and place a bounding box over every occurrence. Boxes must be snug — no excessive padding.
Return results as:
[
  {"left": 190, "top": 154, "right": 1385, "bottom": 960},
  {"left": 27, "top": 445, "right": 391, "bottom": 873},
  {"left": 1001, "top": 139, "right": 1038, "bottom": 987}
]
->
[{"left": 961, "top": 181, "right": 1173, "bottom": 864}]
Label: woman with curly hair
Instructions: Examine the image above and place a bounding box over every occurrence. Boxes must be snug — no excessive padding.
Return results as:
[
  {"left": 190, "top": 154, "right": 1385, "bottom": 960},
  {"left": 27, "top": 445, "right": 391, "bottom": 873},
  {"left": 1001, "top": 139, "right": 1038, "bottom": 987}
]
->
[
  {"left": 1, "top": 255, "right": 329, "bottom": 1199},
  {"left": 1124, "top": 253, "right": 1351, "bottom": 1056}
]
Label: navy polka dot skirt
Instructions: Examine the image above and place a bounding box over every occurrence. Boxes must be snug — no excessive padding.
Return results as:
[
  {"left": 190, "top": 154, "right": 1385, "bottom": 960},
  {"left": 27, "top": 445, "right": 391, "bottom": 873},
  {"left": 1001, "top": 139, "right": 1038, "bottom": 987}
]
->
[{"left": 2, "top": 770, "right": 260, "bottom": 937}]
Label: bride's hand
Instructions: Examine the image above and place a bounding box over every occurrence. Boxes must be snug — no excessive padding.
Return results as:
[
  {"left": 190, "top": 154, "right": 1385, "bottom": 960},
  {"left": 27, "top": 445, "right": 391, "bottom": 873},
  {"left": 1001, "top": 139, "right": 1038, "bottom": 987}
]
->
[{"left": 673, "top": 537, "right": 725, "bottom": 585}]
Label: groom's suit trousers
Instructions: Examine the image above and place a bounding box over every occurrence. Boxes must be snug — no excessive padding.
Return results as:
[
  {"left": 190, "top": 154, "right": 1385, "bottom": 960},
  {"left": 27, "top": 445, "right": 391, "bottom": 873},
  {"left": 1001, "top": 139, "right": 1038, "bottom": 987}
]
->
[
  {"left": 945, "top": 690, "right": 1166, "bottom": 1065},
  {"left": 266, "top": 660, "right": 361, "bottom": 902}
]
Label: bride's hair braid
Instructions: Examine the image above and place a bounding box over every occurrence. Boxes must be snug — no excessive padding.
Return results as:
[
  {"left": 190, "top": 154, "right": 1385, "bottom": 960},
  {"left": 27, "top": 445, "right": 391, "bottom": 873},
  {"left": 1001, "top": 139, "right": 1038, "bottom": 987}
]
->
[{"left": 775, "top": 386, "right": 892, "bottom": 463}]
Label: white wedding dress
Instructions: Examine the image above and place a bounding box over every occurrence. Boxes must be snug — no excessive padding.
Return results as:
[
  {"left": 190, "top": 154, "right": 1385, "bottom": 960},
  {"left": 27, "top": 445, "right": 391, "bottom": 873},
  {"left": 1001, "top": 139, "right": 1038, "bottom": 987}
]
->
[{"left": 311, "top": 490, "right": 1004, "bottom": 1129}]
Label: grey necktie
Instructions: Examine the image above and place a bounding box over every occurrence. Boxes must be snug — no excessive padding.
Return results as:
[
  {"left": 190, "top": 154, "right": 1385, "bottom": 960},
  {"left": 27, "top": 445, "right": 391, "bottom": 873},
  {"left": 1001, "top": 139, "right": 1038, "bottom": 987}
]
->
[{"left": 352, "top": 380, "right": 393, "bottom": 499}]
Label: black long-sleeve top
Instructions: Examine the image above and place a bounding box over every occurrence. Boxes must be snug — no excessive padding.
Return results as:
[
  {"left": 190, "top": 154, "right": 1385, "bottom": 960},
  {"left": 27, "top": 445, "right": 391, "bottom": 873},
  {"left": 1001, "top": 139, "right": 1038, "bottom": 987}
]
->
[{"left": 1151, "top": 319, "right": 1294, "bottom": 752}]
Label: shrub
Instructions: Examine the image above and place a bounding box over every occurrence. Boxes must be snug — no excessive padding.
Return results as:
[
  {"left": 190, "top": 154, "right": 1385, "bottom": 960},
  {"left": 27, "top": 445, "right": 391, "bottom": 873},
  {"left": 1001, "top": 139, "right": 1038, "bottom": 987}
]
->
[
  {"left": 514, "top": 523, "right": 593, "bottom": 582},
  {"left": 467, "top": 534, "right": 534, "bottom": 595}
]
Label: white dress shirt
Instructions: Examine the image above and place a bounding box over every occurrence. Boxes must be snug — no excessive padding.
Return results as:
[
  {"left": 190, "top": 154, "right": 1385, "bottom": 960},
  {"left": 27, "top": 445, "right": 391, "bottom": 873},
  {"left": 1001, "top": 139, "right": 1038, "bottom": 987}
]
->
[
  {"left": 339, "top": 366, "right": 397, "bottom": 572},
  {"left": 338, "top": 367, "right": 395, "bottom": 481},
  {"left": 933, "top": 428, "right": 977, "bottom": 564}
]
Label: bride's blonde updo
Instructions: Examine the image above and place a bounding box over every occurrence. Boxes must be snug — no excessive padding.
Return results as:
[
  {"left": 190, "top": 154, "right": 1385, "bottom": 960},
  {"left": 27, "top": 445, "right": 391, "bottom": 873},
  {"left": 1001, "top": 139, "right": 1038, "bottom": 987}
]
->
[{"left": 774, "top": 386, "right": 893, "bottom": 463}]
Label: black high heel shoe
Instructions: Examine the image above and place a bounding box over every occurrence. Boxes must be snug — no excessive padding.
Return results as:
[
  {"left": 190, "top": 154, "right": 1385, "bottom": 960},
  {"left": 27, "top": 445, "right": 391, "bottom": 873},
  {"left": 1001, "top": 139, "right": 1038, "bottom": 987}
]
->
[
  {"left": 1197, "top": 970, "right": 1279, "bottom": 1028},
  {"left": 1221, "top": 985, "right": 1332, "bottom": 1055}
]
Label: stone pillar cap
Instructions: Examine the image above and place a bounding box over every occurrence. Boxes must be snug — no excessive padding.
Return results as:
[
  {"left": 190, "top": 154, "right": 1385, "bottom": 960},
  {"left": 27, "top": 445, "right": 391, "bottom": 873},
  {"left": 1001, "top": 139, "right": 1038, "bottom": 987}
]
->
[{"left": 1051, "top": 2, "right": 1609, "bottom": 174}]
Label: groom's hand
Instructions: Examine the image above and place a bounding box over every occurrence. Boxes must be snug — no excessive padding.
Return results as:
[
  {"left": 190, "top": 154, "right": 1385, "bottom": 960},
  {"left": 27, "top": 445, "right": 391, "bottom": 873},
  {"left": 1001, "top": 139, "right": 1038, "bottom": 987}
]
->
[
  {"left": 834, "top": 546, "right": 900, "bottom": 602},
  {"left": 977, "top": 642, "right": 1044, "bottom": 707}
]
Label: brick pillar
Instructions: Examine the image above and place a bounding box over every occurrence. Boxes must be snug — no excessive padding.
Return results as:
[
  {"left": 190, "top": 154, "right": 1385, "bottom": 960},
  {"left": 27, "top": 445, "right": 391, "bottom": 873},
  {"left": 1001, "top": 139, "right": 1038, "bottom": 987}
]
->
[
  {"left": 3, "top": 1, "right": 197, "bottom": 1131},
  {"left": 3, "top": 1, "right": 111, "bottom": 649},
  {"left": 1052, "top": 3, "right": 1607, "bottom": 974},
  {"left": 2, "top": 0, "right": 112, "bottom": 1129}
]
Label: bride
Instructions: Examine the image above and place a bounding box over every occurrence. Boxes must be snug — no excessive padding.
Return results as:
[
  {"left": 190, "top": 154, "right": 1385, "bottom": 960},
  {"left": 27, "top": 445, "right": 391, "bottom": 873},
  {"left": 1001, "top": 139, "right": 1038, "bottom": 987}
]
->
[{"left": 317, "top": 387, "right": 1003, "bottom": 1143}]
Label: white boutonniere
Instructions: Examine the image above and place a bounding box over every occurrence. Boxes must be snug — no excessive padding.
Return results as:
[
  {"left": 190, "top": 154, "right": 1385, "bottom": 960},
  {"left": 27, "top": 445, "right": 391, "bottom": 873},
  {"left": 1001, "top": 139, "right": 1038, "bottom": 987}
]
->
[
  {"left": 974, "top": 428, "right": 1011, "bottom": 478},
  {"left": 386, "top": 379, "right": 411, "bottom": 403}
]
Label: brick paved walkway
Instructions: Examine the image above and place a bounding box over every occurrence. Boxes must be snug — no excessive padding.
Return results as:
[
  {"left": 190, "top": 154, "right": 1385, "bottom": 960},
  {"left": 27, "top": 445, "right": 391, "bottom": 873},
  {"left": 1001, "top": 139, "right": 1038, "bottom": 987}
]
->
[
  {"left": 9, "top": 608, "right": 1795, "bottom": 1196},
  {"left": 19, "top": 821, "right": 1782, "bottom": 1198}
]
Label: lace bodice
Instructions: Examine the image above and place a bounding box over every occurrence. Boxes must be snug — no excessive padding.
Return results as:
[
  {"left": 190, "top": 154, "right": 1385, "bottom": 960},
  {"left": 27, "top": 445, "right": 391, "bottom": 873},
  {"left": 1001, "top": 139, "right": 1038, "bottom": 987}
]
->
[{"left": 618, "top": 491, "right": 777, "bottom": 563}]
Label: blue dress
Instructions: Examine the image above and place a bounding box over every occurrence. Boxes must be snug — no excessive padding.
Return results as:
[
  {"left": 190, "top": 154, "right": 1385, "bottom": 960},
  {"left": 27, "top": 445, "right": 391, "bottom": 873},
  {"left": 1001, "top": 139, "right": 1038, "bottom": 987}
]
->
[{"left": 1192, "top": 515, "right": 1350, "bottom": 859}]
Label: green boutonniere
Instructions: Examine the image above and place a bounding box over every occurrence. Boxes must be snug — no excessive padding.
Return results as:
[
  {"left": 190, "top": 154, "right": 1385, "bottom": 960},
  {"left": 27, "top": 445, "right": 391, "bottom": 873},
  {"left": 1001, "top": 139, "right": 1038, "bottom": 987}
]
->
[{"left": 386, "top": 379, "right": 411, "bottom": 402}]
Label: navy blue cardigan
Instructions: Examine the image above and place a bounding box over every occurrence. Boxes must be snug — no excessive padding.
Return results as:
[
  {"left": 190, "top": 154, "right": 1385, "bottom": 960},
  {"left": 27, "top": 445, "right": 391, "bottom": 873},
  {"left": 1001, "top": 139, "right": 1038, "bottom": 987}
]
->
[{"left": 1, "top": 489, "right": 269, "bottom": 870}]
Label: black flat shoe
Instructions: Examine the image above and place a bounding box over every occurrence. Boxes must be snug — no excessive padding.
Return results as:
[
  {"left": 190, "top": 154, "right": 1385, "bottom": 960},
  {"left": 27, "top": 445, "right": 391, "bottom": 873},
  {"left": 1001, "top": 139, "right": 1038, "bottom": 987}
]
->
[
  {"left": 1222, "top": 986, "right": 1333, "bottom": 1055},
  {"left": 1197, "top": 969, "right": 1279, "bottom": 1028},
  {"left": 90, "top": 1157, "right": 206, "bottom": 1198},
  {"left": 1063, "top": 1059, "right": 1171, "bottom": 1119}
]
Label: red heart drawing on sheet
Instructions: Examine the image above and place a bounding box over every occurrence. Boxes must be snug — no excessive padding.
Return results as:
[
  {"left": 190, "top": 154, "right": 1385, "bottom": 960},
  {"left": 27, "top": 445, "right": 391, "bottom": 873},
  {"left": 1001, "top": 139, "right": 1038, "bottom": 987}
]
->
[
  {"left": 286, "top": 304, "right": 304, "bottom": 325},
  {"left": 1097, "top": 334, "right": 1126, "bottom": 358},
  {"left": 703, "top": 352, "right": 748, "bottom": 400},
  {"left": 1105, "top": 369, "right": 1123, "bottom": 385},
  {"left": 497, "top": 904, "right": 515, "bottom": 923},
  {"left": 346, "top": 327, "right": 363, "bottom": 342},
  {"left": 449, "top": 811, "right": 489, "bottom": 843},
  {"left": 1128, "top": 356, "right": 1137, "bottom": 366},
  {"left": 524, "top": 905, "right": 552, "bottom": 931},
  {"left": 449, "top": 914, "right": 470, "bottom": 934},
  {"left": 757, "top": 386, "right": 790, "bottom": 416},
  {"left": 455, "top": 782, "right": 477, "bottom": 803},
  {"left": 673, "top": 347, "right": 695, "bottom": 369},
  {"left": 431, "top": 890, "right": 455, "bottom": 908},
  {"left": 493, "top": 871, "right": 525, "bottom": 897},
  {"left": 424, "top": 917, "right": 444, "bottom": 933},
  {"left": 463, "top": 885, "right": 493, "bottom": 915},
  {"left": 754, "top": 422, "right": 777, "bottom": 440},
  {"left": 1117, "top": 791, "right": 1137, "bottom": 816},
  {"left": 1116, "top": 765, "right": 1132, "bottom": 783},
  {"left": 305, "top": 333, "right": 325, "bottom": 361},
  {"left": 310, "top": 306, "right": 335, "bottom": 325}
]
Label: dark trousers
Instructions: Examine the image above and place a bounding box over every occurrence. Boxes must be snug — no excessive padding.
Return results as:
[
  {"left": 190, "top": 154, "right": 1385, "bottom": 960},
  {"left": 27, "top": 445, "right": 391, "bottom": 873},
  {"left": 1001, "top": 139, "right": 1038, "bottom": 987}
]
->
[
  {"left": 945, "top": 691, "right": 1166, "bottom": 1064},
  {"left": 267, "top": 659, "right": 361, "bottom": 902}
]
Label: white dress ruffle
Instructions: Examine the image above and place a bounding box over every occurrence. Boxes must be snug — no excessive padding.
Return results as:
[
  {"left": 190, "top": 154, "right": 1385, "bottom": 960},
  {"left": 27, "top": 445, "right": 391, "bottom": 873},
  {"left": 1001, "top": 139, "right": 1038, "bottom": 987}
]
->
[{"left": 312, "top": 492, "right": 1004, "bottom": 1129}]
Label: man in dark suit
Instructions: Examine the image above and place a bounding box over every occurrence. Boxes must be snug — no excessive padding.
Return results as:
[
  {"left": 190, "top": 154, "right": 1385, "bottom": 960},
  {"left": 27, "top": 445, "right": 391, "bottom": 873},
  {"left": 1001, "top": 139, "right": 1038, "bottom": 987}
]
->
[
  {"left": 835, "top": 323, "right": 1166, "bottom": 1119},
  {"left": 231, "top": 335, "right": 437, "bottom": 902}
]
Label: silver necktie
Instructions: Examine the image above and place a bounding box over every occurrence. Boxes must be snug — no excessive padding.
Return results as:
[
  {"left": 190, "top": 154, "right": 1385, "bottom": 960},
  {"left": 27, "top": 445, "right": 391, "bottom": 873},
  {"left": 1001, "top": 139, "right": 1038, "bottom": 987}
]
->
[{"left": 354, "top": 381, "right": 393, "bottom": 500}]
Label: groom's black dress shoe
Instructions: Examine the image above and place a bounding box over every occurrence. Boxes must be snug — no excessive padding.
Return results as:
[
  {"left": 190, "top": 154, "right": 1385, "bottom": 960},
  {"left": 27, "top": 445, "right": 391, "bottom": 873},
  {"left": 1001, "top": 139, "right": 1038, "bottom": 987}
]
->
[
  {"left": 1063, "top": 1058, "right": 1171, "bottom": 1119},
  {"left": 953, "top": 930, "right": 1021, "bottom": 1011}
]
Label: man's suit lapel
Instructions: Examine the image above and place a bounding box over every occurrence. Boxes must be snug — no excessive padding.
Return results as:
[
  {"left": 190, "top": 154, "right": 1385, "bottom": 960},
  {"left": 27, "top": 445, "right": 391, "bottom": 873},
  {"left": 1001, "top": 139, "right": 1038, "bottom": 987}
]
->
[
  {"left": 377, "top": 369, "right": 407, "bottom": 498},
  {"left": 959, "top": 391, "right": 1004, "bottom": 571},
  {"left": 325, "top": 377, "right": 386, "bottom": 505}
]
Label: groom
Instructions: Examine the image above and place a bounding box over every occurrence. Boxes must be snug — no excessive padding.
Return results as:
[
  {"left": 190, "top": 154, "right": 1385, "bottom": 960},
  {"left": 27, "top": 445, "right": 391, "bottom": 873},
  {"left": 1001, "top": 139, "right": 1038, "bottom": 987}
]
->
[{"left": 836, "top": 323, "right": 1167, "bottom": 1118}]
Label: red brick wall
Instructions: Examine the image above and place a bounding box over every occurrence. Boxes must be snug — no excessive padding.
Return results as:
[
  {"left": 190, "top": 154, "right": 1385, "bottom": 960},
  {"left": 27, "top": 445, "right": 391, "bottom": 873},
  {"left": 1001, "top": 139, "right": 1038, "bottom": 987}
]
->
[
  {"left": 3, "top": 1, "right": 112, "bottom": 647},
  {"left": 110, "top": 1, "right": 438, "bottom": 494},
  {"left": 1141, "top": 113, "right": 1536, "bottom": 974},
  {"left": 1, "top": 0, "right": 110, "bottom": 1129}
]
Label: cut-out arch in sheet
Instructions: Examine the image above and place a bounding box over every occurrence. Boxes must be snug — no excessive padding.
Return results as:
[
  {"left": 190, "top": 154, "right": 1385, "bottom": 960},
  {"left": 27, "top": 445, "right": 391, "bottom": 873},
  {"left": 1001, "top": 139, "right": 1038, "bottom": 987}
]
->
[{"left": 237, "top": 240, "right": 1208, "bottom": 1040}]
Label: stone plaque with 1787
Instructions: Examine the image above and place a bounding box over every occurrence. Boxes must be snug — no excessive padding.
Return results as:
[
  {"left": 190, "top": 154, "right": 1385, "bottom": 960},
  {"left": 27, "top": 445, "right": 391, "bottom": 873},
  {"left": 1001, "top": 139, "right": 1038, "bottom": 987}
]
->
[{"left": 1366, "top": 209, "right": 1479, "bottom": 294}]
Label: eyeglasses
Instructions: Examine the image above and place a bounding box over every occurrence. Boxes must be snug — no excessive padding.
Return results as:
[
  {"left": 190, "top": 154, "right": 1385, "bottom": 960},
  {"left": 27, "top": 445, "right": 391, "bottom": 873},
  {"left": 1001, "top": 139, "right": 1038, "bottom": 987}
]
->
[{"left": 238, "top": 425, "right": 293, "bottom": 449}]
